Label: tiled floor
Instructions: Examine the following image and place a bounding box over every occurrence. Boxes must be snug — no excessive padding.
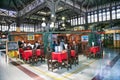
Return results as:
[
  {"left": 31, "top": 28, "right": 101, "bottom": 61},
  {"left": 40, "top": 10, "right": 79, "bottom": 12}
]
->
[
  {"left": 0, "top": 53, "right": 33, "bottom": 80},
  {"left": 0, "top": 48, "right": 120, "bottom": 80},
  {"left": 103, "top": 59, "right": 120, "bottom": 80}
]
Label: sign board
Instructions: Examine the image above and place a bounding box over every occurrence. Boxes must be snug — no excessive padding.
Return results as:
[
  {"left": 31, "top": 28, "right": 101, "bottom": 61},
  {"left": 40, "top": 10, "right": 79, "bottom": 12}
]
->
[
  {"left": 27, "top": 34, "right": 34, "bottom": 40},
  {"left": 81, "top": 35, "right": 88, "bottom": 42}
]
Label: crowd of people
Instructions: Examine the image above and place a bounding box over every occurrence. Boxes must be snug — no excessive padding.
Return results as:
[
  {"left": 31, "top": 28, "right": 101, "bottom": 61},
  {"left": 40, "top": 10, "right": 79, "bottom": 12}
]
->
[
  {"left": 51, "top": 39, "right": 79, "bottom": 53},
  {"left": 18, "top": 41, "right": 43, "bottom": 50},
  {"left": 18, "top": 39, "right": 82, "bottom": 54}
]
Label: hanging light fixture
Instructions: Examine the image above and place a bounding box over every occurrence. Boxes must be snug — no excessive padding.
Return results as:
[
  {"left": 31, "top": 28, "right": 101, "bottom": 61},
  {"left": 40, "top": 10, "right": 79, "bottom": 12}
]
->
[
  {"left": 51, "top": 14, "right": 55, "bottom": 18},
  {"left": 61, "top": 16, "right": 66, "bottom": 30},
  {"left": 62, "top": 16, "right": 65, "bottom": 21},
  {"left": 62, "top": 23, "right": 65, "bottom": 27},
  {"left": 42, "top": 17, "right": 45, "bottom": 21},
  {"left": 41, "top": 22, "right": 46, "bottom": 27},
  {"left": 50, "top": 22, "right": 54, "bottom": 28},
  {"left": 41, "top": 17, "right": 46, "bottom": 28}
]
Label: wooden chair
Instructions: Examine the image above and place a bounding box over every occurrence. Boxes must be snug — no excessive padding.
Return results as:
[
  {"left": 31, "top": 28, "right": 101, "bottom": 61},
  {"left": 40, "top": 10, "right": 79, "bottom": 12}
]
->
[
  {"left": 30, "top": 49, "right": 38, "bottom": 64},
  {"left": 40, "top": 48, "right": 45, "bottom": 63},
  {"left": 22, "top": 50, "right": 33, "bottom": 64},
  {"left": 74, "top": 51, "right": 79, "bottom": 65},
  {"left": 57, "top": 50, "right": 73, "bottom": 71},
  {"left": 35, "top": 49, "right": 42, "bottom": 61},
  {"left": 71, "top": 49, "right": 79, "bottom": 66},
  {"left": 66, "top": 49, "right": 72, "bottom": 69},
  {"left": 46, "top": 53, "right": 58, "bottom": 72}
]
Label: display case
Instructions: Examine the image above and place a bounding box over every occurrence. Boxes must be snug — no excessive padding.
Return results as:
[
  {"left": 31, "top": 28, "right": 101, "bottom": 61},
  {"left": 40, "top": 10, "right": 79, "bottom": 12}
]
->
[
  {"left": 0, "top": 39, "right": 8, "bottom": 63},
  {"left": 0, "top": 39, "right": 7, "bottom": 51},
  {"left": 0, "top": 31, "right": 8, "bottom": 51}
]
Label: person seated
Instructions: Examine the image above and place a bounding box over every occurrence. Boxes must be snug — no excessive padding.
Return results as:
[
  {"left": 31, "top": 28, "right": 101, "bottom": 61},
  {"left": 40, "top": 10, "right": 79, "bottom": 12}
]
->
[
  {"left": 27, "top": 42, "right": 32, "bottom": 47},
  {"left": 64, "top": 42, "right": 68, "bottom": 50},
  {"left": 58, "top": 45, "right": 63, "bottom": 52},
  {"left": 23, "top": 42, "right": 27, "bottom": 48},
  {"left": 55, "top": 46, "right": 58, "bottom": 52},
  {"left": 18, "top": 40, "right": 23, "bottom": 48},
  {"left": 24, "top": 45, "right": 32, "bottom": 50},
  {"left": 36, "top": 45, "right": 41, "bottom": 49},
  {"left": 54, "top": 41, "right": 64, "bottom": 53}
]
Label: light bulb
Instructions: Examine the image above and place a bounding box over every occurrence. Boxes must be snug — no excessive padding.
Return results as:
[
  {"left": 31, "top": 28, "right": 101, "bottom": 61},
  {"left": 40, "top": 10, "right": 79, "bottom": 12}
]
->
[
  {"left": 62, "top": 23, "right": 65, "bottom": 27},
  {"left": 41, "top": 22, "right": 46, "bottom": 27},
  {"left": 62, "top": 16, "right": 65, "bottom": 20},
  {"left": 50, "top": 22, "right": 54, "bottom": 28},
  {"left": 42, "top": 17, "right": 45, "bottom": 21},
  {"left": 51, "top": 14, "right": 54, "bottom": 18}
]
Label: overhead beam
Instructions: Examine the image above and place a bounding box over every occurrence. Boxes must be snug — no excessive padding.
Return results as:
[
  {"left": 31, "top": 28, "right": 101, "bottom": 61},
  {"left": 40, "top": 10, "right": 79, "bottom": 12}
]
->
[
  {"left": 19, "top": 0, "right": 46, "bottom": 17},
  {"left": 0, "top": 9, "right": 17, "bottom": 17},
  {"left": 60, "top": 0, "right": 86, "bottom": 14},
  {"left": 20, "top": 0, "right": 27, "bottom": 4},
  {"left": 56, "top": 9, "right": 69, "bottom": 14},
  {"left": 33, "top": 13, "right": 49, "bottom": 18},
  {"left": 19, "top": 0, "right": 86, "bottom": 17},
  {"left": 19, "top": 0, "right": 25, "bottom": 8},
  {"left": 8, "top": 0, "right": 12, "bottom": 8},
  {"left": 0, "top": 15, "right": 16, "bottom": 19},
  {"left": 12, "top": 0, "right": 19, "bottom": 11},
  {"left": 0, "top": 15, "right": 16, "bottom": 25}
]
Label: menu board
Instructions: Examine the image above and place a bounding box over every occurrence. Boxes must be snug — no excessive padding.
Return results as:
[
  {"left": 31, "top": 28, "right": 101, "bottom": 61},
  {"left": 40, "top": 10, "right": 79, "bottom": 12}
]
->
[{"left": 7, "top": 41, "right": 18, "bottom": 51}]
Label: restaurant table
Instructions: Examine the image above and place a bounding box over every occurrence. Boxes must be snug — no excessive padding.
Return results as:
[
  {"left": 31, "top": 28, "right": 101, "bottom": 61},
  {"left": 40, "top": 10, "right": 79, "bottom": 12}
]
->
[
  {"left": 71, "top": 50, "right": 76, "bottom": 57},
  {"left": 52, "top": 52, "right": 67, "bottom": 63},
  {"left": 36, "top": 49, "right": 41, "bottom": 57},
  {"left": 22, "top": 50, "right": 32, "bottom": 60},
  {"left": 89, "top": 46, "right": 100, "bottom": 54}
]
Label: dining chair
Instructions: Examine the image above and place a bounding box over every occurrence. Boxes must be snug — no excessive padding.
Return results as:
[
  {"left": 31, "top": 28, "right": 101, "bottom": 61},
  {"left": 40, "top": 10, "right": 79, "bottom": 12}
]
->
[
  {"left": 71, "top": 49, "right": 79, "bottom": 66},
  {"left": 40, "top": 48, "right": 45, "bottom": 63},
  {"left": 46, "top": 53, "right": 59, "bottom": 72},
  {"left": 35, "top": 49, "right": 42, "bottom": 61},
  {"left": 22, "top": 50, "right": 33, "bottom": 64},
  {"left": 66, "top": 49, "right": 72, "bottom": 69},
  {"left": 30, "top": 49, "right": 38, "bottom": 64}
]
